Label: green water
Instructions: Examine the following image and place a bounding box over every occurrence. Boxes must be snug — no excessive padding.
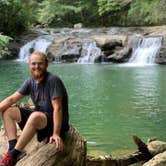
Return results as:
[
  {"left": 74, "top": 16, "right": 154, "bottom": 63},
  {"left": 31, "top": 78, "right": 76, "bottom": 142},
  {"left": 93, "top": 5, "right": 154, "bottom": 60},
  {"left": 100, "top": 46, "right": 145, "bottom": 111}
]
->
[{"left": 0, "top": 61, "right": 166, "bottom": 156}]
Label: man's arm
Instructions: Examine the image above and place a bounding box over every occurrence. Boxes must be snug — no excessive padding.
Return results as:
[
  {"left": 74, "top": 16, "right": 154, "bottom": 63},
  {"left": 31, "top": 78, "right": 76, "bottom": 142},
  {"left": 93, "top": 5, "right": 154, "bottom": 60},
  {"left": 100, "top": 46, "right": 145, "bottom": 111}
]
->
[
  {"left": 0, "top": 91, "right": 24, "bottom": 112},
  {"left": 49, "top": 97, "right": 63, "bottom": 151}
]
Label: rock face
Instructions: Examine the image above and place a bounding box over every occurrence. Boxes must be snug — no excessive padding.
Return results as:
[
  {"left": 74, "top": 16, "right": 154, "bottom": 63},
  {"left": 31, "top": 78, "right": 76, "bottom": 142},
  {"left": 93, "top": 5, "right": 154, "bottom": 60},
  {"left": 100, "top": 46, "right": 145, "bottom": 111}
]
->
[
  {"left": 8, "top": 30, "right": 46, "bottom": 59},
  {"left": 7, "top": 26, "right": 166, "bottom": 64},
  {"left": 0, "top": 124, "right": 86, "bottom": 166},
  {"left": 46, "top": 36, "right": 85, "bottom": 62}
]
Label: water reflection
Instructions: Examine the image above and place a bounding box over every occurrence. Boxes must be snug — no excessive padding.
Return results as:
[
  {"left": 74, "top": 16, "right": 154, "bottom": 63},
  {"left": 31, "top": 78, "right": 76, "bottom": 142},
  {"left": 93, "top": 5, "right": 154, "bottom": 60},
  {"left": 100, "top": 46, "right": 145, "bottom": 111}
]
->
[{"left": 131, "top": 66, "right": 159, "bottom": 109}]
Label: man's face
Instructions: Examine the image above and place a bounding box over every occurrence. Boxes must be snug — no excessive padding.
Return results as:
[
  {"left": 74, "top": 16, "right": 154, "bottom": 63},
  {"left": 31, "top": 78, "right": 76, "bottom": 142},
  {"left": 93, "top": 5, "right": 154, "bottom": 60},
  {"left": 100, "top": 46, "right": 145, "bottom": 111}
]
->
[{"left": 29, "top": 53, "right": 48, "bottom": 81}]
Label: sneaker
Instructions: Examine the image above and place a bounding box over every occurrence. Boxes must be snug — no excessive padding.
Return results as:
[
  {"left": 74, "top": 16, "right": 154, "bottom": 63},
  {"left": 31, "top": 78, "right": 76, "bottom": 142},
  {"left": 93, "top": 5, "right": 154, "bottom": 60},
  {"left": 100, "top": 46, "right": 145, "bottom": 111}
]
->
[{"left": 0, "top": 151, "right": 16, "bottom": 166}]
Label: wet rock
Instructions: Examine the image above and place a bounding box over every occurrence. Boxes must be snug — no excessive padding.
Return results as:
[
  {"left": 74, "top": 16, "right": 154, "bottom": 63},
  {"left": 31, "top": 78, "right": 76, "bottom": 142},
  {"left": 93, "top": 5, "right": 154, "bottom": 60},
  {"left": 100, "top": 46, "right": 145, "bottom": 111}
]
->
[
  {"left": 7, "top": 26, "right": 166, "bottom": 64},
  {"left": 74, "top": 23, "right": 83, "bottom": 29},
  {"left": 46, "top": 36, "right": 83, "bottom": 62},
  {"left": 105, "top": 46, "right": 132, "bottom": 63}
]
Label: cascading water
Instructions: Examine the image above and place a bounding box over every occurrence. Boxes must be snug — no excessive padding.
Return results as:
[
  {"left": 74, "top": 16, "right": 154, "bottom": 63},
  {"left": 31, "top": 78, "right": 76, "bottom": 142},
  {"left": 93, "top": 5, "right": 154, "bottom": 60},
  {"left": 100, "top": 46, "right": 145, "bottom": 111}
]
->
[
  {"left": 17, "top": 29, "right": 162, "bottom": 64},
  {"left": 18, "top": 37, "right": 52, "bottom": 61},
  {"left": 77, "top": 41, "right": 101, "bottom": 64},
  {"left": 128, "top": 36, "right": 162, "bottom": 65}
]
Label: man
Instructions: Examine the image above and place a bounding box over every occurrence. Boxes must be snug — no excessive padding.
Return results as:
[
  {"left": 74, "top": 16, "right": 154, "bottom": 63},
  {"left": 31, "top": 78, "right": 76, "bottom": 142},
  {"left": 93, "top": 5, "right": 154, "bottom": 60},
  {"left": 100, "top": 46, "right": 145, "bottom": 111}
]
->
[{"left": 0, "top": 51, "right": 69, "bottom": 166}]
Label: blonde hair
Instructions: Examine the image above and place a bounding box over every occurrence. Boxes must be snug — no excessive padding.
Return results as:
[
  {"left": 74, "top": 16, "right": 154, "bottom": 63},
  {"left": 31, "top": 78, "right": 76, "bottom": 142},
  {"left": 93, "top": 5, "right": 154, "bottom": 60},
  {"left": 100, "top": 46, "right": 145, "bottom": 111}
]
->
[{"left": 30, "top": 51, "right": 48, "bottom": 62}]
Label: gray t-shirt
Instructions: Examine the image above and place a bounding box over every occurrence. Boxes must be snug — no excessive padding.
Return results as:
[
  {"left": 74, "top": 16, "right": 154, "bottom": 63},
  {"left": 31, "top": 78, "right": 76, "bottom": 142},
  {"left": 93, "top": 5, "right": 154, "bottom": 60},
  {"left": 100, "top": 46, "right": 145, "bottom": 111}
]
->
[{"left": 18, "top": 72, "right": 69, "bottom": 132}]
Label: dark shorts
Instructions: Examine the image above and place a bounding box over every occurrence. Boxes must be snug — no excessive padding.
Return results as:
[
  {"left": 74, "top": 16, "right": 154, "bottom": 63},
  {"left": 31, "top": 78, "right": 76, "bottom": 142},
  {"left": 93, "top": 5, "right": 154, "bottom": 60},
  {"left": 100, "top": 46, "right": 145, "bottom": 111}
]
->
[{"left": 17, "top": 107, "right": 53, "bottom": 142}]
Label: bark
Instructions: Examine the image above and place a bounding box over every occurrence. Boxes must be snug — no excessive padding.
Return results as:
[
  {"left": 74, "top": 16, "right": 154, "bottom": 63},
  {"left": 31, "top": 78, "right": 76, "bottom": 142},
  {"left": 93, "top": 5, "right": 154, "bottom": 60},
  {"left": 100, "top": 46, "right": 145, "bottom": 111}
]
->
[{"left": 0, "top": 124, "right": 86, "bottom": 166}]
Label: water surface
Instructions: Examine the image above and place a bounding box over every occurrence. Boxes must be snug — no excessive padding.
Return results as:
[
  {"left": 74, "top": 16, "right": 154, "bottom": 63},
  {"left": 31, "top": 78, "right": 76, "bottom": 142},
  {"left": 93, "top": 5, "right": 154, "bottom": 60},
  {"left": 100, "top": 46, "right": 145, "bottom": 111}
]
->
[{"left": 0, "top": 61, "right": 165, "bottom": 156}]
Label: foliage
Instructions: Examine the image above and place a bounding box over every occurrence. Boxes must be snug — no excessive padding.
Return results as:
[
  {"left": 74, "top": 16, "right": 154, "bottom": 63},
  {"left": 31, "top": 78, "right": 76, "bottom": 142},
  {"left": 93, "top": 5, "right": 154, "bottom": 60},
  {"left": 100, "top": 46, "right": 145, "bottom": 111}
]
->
[
  {"left": 38, "top": 0, "right": 82, "bottom": 27},
  {"left": 1, "top": 0, "right": 166, "bottom": 36},
  {"left": 37, "top": 0, "right": 99, "bottom": 27},
  {"left": 0, "top": 33, "right": 12, "bottom": 58},
  {"left": 97, "top": 0, "right": 132, "bottom": 26},
  {"left": 0, "top": 0, "right": 38, "bottom": 36},
  {"left": 97, "top": 0, "right": 132, "bottom": 16},
  {"left": 128, "top": 0, "right": 166, "bottom": 25}
]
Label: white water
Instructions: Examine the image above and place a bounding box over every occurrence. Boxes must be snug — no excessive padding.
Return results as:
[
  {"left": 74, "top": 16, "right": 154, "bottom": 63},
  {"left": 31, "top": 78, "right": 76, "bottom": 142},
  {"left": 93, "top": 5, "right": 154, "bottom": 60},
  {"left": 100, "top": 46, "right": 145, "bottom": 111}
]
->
[
  {"left": 18, "top": 38, "right": 51, "bottom": 61},
  {"left": 128, "top": 36, "right": 162, "bottom": 66},
  {"left": 77, "top": 41, "right": 101, "bottom": 64},
  {"left": 17, "top": 31, "right": 162, "bottom": 65}
]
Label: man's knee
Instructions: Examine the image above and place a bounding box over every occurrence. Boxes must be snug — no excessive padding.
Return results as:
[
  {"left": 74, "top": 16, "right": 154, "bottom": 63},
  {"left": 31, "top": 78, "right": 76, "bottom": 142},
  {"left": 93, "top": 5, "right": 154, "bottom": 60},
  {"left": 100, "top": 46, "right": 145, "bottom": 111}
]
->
[
  {"left": 2, "top": 107, "right": 20, "bottom": 121},
  {"left": 27, "top": 112, "right": 47, "bottom": 129}
]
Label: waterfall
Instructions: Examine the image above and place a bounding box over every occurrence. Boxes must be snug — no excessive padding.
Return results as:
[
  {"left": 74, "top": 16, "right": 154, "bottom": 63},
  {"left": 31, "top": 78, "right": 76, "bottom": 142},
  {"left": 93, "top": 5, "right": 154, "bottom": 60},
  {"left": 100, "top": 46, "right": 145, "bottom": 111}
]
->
[
  {"left": 77, "top": 41, "right": 101, "bottom": 64},
  {"left": 18, "top": 38, "right": 51, "bottom": 61},
  {"left": 128, "top": 36, "right": 162, "bottom": 65}
]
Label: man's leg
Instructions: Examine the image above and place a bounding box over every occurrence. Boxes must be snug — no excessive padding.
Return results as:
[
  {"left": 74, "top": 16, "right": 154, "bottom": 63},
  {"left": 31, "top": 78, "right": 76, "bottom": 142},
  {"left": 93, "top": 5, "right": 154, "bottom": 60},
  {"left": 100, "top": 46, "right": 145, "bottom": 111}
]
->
[
  {"left": 15, "top": 111, "right": 47, "bottom": 151},
  {"left": 0, "top": 106, "right": 21, "bottom": 166},
  {"left": 0, "top": 110, "right": 47, "bottom": 166},
  {"left": 2, "top": 106, "right": 21, "bottom": 142}
]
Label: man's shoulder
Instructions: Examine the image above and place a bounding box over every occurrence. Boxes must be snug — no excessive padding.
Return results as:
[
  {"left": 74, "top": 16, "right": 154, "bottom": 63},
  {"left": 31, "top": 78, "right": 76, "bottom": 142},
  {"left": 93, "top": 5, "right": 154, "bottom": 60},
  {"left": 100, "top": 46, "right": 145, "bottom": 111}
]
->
[{"left": 23, "top": 77, "right": 33, "bottom": 85}]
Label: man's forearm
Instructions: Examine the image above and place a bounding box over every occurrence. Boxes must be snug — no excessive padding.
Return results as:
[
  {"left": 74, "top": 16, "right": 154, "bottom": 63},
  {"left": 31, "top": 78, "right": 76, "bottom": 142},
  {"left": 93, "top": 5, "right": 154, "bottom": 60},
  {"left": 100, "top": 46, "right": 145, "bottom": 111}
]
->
[
  {"left": 0, "top": 92, "right": 24, "bottom": 112},
  {"left": 53, "top": 109, "right": 62, "bottom": 136},
  {"left": 0, "top": 96, "right": 15, "bottom": 112}
]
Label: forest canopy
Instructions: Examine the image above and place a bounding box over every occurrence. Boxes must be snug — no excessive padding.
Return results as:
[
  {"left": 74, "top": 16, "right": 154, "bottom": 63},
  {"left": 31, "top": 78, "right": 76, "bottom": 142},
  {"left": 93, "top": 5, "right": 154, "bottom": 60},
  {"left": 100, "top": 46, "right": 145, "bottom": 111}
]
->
[{"left": 0, "top": 0, "right": 166, "bottom": 36}]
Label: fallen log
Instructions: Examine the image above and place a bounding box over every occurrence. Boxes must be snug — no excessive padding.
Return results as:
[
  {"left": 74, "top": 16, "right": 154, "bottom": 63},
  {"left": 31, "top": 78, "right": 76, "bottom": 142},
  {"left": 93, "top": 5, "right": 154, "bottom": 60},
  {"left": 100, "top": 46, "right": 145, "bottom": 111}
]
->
[{"left": 0, "top": 124, "right": 87, "bottom": 166}]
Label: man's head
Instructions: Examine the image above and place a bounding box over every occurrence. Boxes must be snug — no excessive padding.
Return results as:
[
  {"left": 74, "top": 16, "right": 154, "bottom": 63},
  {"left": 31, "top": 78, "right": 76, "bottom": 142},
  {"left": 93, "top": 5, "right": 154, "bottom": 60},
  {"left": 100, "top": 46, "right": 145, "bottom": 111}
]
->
[{"left": 29, "top": 51, "right": 48, "bottom": 82}]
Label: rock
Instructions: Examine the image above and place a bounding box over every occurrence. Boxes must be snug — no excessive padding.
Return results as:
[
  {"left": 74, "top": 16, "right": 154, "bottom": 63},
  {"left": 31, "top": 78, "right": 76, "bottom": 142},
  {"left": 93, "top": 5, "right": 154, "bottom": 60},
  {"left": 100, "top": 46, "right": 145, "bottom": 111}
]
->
[
  {"left": 74, "top": 23, "right": 83, "bottom": 29},
  {"left": 46, "top": 36, "right": 84, "bottom": 62},
  {"left": 143, "top": 151, "right": 166, "bottom": 166},
  {"left": 147, "top": 140, "right": 166, "bottom": 156},
  {"left": 0, "top": 124, "right": 86, "bottom": 166},
  {"left": 7, "top": 25, "right": 166, "bottom": 63},
  {"left": 91, "top": 35, "right": 128, "bottom": 47},
  {"left": 106, "top": 46, "right": 132, "bottom": 63},
  {"left": 8, "top": 29, "right": 47, "bottom": 59}
]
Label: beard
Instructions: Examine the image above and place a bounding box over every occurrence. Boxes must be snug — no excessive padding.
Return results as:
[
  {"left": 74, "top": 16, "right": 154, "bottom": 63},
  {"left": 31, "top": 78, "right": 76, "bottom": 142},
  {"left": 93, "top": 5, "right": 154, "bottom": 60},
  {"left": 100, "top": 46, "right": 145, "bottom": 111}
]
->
[{"left": 30, "top": 69, "right": 46, "bottom": 81}]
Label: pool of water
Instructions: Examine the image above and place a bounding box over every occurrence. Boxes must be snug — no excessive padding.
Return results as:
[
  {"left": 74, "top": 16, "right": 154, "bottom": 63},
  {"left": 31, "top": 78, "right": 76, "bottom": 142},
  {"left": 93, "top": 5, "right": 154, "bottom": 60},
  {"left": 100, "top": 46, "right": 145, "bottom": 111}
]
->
[{"left": 0, "top": 61, "right": 165, "bottom": 156}]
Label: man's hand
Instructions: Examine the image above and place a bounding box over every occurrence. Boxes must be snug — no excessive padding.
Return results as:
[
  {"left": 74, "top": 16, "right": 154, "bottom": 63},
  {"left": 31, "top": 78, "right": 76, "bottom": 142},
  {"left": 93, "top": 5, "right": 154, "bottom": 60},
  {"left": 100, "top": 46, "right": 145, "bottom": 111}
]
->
[{"left": 49, "top": 134, "right": 63, "bottom": 151}]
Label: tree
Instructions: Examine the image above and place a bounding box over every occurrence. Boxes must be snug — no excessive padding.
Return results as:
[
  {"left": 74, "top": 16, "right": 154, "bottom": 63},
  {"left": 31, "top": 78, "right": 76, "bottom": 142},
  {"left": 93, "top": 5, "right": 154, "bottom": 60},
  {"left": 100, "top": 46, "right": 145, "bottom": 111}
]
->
[
  {"left": 0, "top": 33, "right": 12, "bottom": 58},
  {"left": 0, "top": 0, "right": 38, "bottom": 36},
  {"left": 37, "top": 0, "right": 100, "bottom": 27},
  {"left": 38, "top": 0, "right": 82, "bottom": 27},
  {"left": 127, "top": 0, "right": 166, "bottom": 25},
  {"left": 97, "top": 0, "right": 132, "bottom": 26}
]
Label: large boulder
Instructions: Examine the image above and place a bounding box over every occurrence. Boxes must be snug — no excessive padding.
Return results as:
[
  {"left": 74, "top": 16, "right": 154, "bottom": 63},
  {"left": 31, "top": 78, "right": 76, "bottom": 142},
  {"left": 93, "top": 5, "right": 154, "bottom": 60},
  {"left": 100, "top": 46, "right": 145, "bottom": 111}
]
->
[{"left": 46, "top": 36, "right": 83, "bottom": 62}]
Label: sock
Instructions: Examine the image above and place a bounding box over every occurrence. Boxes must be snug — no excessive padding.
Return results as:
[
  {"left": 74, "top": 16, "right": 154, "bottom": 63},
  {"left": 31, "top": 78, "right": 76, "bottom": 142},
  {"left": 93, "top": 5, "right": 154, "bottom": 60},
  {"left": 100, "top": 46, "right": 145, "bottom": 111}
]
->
[
  {"left": 10, "top": 148, "right": 21, "bottom": 158},
  {"left": 8, "top": 139, "right": 17, "bottom": 151}
]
